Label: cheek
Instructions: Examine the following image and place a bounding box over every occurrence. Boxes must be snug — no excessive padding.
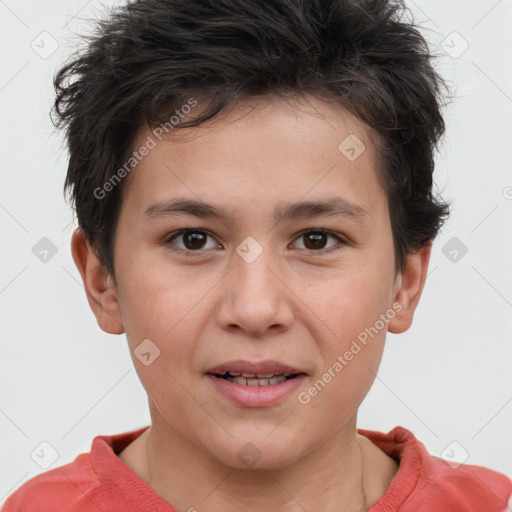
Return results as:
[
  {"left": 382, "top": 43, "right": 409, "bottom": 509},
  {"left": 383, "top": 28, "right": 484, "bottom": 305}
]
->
[
  {"left": 120, "top": 284, "right": 201, "bottom": 421},
  {"left": 307, "top": 267, "right": 392, "bottom": 344},
  {"left": 297, "top": 291, "right": 389, "bottom": 429},
  {"left": 116, "top": 263, "right": 213, "bottom": 389},
  {"left": 298, "top": 268, "right": 391, "bottom": 403},
  {"left": 117, "top": 257, "right": 202, "bottom": 339}
]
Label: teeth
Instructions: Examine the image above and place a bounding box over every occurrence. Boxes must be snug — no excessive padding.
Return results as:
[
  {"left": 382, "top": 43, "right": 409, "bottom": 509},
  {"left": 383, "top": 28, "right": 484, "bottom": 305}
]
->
[
  {"left": 217, "top": 370, "right": 300, "bottom": 386},
  {"left": 269, "top": 376, "right": 285, "bottom": 385},
  {"left": 228, "top": 374, "right": 289, "bottom": 386},
  {"left": 235, "top": 372, "right": 292, "bottom": 378}
]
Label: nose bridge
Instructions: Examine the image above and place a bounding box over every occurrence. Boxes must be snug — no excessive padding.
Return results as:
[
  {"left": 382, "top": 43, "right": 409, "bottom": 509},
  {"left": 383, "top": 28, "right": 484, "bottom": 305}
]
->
[
  {"left": 216, "top": 235, "right": 293, "bottom": 335},
  {"left": 235, "top": 234, "right": 281, "bottom": 303},
  {"left": 236, "top": 237, "right": 277, "bottom": 292}
]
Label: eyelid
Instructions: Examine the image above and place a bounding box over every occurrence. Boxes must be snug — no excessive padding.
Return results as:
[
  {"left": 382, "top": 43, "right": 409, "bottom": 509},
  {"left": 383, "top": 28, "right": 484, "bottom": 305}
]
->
[
  {"left": 164, "top": 228, "right": 348, "bottom": 255},
  {"left": 291, "top": 228, "right": 348, "bottom": 254},
  {"left": 164, "top": 228, "right": 221, "bottom": 256}
]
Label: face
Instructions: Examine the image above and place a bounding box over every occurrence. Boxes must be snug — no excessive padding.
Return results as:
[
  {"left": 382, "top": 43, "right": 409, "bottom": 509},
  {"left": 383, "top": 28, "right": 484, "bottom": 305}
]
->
[{"left": 76, "top": 94, "right": 429, "bottom": 470}]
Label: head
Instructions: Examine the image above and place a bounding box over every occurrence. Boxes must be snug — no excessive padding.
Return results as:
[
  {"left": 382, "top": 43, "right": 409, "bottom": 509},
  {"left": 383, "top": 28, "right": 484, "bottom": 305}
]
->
[{"left": 55, "top": 0, "right": 450, "bottom": 469}]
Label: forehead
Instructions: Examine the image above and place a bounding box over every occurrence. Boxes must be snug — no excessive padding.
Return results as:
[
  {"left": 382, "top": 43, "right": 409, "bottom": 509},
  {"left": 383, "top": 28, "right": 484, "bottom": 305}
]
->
[{"left": 119, "top": 94, "right": 387, "bottom": 222}]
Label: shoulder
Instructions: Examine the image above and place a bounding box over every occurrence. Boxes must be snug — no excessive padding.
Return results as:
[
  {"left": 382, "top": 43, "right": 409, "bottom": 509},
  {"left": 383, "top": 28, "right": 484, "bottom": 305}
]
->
[
  {"left": 424, "top": 455, "right": 512, "bottom": 511},
  {"left": 2, "top": 427, "right": 152, "bottom": 512},
  {"left": 359, "top": 425, "right": 512, "bottom": 512},
  {"left": 1, "top": 453, "right": 101, "bottom": 511}
]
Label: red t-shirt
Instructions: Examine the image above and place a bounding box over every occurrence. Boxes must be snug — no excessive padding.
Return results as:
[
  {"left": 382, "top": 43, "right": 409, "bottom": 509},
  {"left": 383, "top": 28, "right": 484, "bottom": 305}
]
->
[{"left": 3, "top": 425, "right": 511, "bottom": 511}]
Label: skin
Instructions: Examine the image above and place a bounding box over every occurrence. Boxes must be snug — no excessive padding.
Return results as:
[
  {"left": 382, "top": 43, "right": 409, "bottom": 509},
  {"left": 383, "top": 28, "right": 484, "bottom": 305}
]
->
[{"left": 71, "top": 94, "right": 432, "bottom": 512}]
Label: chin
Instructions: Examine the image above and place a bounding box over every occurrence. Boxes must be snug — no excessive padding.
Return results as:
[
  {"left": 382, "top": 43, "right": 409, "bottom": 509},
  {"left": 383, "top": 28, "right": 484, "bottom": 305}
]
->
[{"left": 210, "top": 434, "right": 304, "bottom": 471}]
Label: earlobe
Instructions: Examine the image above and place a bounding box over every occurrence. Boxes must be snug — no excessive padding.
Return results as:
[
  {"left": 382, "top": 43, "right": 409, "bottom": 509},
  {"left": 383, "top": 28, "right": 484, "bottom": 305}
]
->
[
  {"left": 71, "top": 228, "right": 124, "bottom": 335},
  {"left": 387, "top": 241, "right": 432, "bottom": 334}
]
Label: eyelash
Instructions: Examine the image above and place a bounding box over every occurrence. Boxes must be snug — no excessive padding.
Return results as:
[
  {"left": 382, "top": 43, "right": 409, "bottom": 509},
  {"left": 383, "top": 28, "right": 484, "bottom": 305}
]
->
[{"left": 164, "top": 228, "right": 348, "bottom": 257}]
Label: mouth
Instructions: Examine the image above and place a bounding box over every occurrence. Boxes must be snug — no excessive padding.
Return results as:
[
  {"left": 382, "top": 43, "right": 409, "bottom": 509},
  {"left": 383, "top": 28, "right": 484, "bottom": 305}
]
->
[
  {"left": 209, "top": 371, "right": 304, "bottom": 386},
  {"left": 205, "top": 360, "right": 308, "bottom": 406}
]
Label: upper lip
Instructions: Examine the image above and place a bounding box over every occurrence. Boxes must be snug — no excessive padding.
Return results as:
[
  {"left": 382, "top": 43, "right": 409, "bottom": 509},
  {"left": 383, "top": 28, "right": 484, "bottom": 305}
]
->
[{"left": 206, "top": 360, "right": 307, "bottom": 375}]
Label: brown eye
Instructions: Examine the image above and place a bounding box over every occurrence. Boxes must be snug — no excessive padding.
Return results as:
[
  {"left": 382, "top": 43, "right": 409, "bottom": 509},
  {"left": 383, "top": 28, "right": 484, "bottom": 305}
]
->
[
  {"left": 166, "top": 229, "right": 219, "bottom": 253},
  {"left": 182, "top": 231, "right": 207, "bottom": 250},
  {"left": 292, "top": 229, "right": 345, "bottom": 253},
  {"left": 303, "top": 232, "right": 328, "bottom": 250}
]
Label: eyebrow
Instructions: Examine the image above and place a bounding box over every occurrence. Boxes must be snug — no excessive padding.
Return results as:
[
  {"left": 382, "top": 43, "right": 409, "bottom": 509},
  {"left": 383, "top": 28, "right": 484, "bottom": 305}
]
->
[{"left": 144, "top": 196, "right": 369, "bottom": 224}]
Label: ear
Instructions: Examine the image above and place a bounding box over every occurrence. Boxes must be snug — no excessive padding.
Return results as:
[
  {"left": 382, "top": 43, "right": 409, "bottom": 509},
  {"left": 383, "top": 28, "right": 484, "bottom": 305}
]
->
[
  {"left": 387, "top": 241, "right": 432, "bottom": 334},
  {"left": 71, "top": 228, "right": 124, "bottom": 334}
]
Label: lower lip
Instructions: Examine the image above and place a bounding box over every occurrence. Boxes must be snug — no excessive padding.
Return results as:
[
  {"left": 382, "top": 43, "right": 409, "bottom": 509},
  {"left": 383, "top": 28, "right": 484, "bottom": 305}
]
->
[{"left": 206, "top": 374, "right": 307, "bottom": 407}]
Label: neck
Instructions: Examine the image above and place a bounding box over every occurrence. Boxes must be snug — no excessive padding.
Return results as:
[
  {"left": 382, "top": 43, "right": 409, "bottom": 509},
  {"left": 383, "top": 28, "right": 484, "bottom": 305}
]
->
[{"left": 141, "top": 413, "right": 369, "bottom": 512}]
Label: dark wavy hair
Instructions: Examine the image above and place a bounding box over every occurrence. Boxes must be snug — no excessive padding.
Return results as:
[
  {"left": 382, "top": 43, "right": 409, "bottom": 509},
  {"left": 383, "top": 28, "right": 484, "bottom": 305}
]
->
[{"left": 52, "top": 0, "right": 451, "bottom": 282}]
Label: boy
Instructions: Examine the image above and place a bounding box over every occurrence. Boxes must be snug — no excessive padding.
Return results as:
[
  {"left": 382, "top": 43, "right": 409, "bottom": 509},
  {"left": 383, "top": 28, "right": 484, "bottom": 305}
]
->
[{"left": 3, "top": 0, "right": 511, "bottom": 510}]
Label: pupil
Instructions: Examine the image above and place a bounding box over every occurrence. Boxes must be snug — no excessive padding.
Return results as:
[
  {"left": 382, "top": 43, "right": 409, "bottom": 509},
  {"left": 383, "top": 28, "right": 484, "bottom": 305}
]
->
[
  {"left": 304, "top": 232, "right": 326, "bottom": 250},
  {"left": 182, "top": 231, "right": 327, "bottom": 251},
  {"left": 185, "top": 231, "right": 206, "bottom": 250}
]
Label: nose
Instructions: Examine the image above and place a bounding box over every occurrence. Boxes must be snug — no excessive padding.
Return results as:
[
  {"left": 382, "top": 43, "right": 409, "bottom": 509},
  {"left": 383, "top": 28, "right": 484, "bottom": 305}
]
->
[{"left": 215, "top": 244, "right": 295, "bottom": 337}]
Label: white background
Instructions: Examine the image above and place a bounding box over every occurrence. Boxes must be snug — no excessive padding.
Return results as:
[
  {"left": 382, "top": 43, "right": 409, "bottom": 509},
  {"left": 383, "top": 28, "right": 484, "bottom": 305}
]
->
[{"left": 1, "top": 0, "right": 511, "bottom": 505}]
